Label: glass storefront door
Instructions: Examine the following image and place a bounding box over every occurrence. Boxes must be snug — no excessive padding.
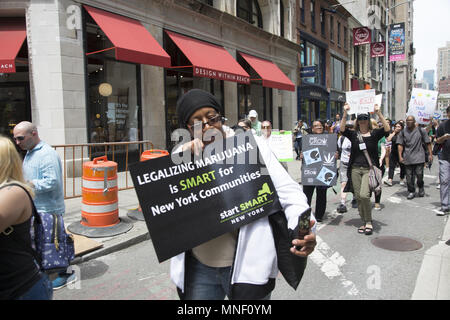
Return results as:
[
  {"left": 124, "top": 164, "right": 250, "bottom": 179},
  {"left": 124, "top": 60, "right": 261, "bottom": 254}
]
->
[{"left": 0, "top": 82, "right": 31, "bottom": 139}]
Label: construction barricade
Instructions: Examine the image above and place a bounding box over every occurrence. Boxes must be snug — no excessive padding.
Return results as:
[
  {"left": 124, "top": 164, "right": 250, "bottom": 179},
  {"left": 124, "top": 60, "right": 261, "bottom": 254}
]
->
[
  {"left": 68, "top": 156, "right": 132, "bottom": 238},
  {"left": 127, "top": 149, "right": 169, "bottom": 221}
]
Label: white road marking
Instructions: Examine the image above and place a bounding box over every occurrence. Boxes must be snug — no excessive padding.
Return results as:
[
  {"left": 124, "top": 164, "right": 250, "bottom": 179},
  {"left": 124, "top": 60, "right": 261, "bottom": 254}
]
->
[{"left": 312, "top": 223, "right": 360, "bottom": 296}]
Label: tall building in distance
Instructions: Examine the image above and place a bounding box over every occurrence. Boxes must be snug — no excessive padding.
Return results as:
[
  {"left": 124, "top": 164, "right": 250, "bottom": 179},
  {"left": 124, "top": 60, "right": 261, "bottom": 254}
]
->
[
  {"left": 423, "top": 70, "right": 435, "bottom": 90},
  {"left": 437, "top": 41, "right": 450, "bottom": 82}
]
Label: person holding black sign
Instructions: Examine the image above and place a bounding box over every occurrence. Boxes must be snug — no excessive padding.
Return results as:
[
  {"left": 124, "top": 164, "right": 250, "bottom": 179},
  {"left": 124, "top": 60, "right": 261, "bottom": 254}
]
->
[
  {"left": 301, "top": 120, "right": 332, "bottom": 222},
  {"left": 171, "top": 89, "right": 316, "bottom": 300},
  {"left": 340, "top": 103, "right": 390, "bottom": 235}
]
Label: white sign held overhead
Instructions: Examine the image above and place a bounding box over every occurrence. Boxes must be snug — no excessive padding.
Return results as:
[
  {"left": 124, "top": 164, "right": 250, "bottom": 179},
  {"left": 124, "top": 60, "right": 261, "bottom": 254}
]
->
[
  {"left": 407, "top": 88, "right": 439, "bottom": 125},
  {"left": 345, "top": 89, "right": 376, "bottom": 115}
]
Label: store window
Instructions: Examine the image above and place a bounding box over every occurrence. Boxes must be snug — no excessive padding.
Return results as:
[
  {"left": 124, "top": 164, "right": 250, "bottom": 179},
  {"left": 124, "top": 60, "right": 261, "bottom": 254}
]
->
[
  {"left": 84, "top": 12, "right": 142, "bottom": 146},
  {"left": 164, "top": 32, "right": 224, "bottom": 149},
  {"left": 237, "top": 84, "right": 272, "bottom": 123},
  {"left": 0, "top": 18, "right": 30, "bottom": 147}
]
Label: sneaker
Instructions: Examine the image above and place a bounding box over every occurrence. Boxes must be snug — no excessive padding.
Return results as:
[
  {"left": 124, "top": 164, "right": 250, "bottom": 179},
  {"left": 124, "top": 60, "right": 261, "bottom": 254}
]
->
[
  {"left": 400, "top": 180, "right": 405, "bottom": 186},
  {"left": 337, "top": 204, "right": 347, "bottom": 213},
  {"left": 351, "top": 199, "right": 358, "bottom": 208},
  {"left": 407, "top": 193, "right": 415, "bottom": 200},
  {"left": 384, "top": 180, "right": 393, "bottom": 186},
  {"left": 418, "top": 189, "right": 425, "bottom": 197},
  {"left": 437, "top": 184, "right": 441, "bottom": 189},
  {"left": 437, "top": 208, "right": 450, "bottom": 216},
  {"left": 52, "top": 272, "right": 77, "bottom": 290},
  {"left": 374, "top": 203, "right": 381, "bottom": 210}
]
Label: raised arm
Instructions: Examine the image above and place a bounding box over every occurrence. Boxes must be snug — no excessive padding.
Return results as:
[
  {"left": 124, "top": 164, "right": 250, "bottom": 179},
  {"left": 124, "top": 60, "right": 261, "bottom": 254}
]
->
[
  {"left": 374, "top": 104, "right": 390, "bottom": 133},
  {"left": 340, "top": 103, "right": 350, "bottom": 133}
]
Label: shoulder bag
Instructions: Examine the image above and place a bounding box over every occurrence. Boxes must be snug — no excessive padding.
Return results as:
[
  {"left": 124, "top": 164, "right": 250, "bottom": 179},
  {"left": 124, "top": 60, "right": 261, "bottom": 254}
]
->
[{"left": 357, "top": 133, "right": 383, "bottom": 195}]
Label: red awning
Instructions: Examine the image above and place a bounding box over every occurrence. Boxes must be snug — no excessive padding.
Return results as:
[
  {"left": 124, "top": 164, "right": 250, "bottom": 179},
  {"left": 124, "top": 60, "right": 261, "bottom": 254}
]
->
[
  {"left": 0, "top": 20, "right": 26, "bottom": 73},
  {"left": 238, "top": 52, "right": 295, "bottom": 91},
  {"left": 84, "top": 5, "right": 170, "bottom": 67},
  {"left": 165, "top": 30, "right": 250, "bottom": 84}
]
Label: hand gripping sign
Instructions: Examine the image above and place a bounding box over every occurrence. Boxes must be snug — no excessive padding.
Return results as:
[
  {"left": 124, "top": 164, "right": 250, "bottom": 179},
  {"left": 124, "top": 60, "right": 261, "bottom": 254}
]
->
[
  {"left": 345, "top": 89, "right": 376, "bottom": 115},
  {"left": 129, "top": 132, "right": 282, "bottom": 262}
]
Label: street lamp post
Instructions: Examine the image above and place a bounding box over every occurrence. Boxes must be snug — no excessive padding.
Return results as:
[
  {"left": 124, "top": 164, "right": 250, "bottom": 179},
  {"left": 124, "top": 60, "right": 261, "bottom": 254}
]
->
[{"left": 384, "top": 0, "right": 413, "bottom": 119}]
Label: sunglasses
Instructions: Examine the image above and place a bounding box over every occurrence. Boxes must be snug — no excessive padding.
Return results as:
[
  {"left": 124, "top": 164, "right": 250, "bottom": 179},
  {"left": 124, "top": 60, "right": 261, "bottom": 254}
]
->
[
  {"left": 188, "top": 114, "right": 222, "bottom": 130},
  {"left": 13, "top": 136, "right": 26, "bottom": 141}
]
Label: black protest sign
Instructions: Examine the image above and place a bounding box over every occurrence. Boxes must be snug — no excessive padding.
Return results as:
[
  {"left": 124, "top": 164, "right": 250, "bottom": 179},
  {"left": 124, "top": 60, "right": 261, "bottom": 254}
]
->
[
  {"left": 129, "top": 132, "right": 282, "bottom": 262},
  {"left": 301, "top": 134, "right": 338, "bottom": 186}
]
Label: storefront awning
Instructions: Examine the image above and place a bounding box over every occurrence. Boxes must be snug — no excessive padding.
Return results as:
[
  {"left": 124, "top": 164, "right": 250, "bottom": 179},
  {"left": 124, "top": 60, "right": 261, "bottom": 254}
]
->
[
  {"left": 238, "top": 52, "right": 295, "bottom": 91},
  {"left": 165, "top": 30, "right": 250, "bottom": 84},
  {"left": 84, "top": 5, "right": 170, "bottom": 67},
  {"left": 0, "top": 20, "right": 26, "bottom": 73}
]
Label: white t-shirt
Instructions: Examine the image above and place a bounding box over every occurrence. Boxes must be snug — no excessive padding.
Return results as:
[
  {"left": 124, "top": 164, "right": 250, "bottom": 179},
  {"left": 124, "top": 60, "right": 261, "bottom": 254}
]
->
[{"left": 338, "top": 136, "right": 352, "bottom": 164}]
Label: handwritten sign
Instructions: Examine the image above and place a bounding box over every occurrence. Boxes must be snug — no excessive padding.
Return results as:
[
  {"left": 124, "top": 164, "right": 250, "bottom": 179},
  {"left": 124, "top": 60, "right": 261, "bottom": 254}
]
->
[
  {"left": 407, "top": 88, "right": 438, "bottom": 124},
  {"left": 345, "top": 89, "right": 376, "bottom": 114},
  {"left": 269, "top": 131, "right": 294, "bottom": 162},
  {"left": 129, "top": 132, "right": 282, "bottom": 262}
]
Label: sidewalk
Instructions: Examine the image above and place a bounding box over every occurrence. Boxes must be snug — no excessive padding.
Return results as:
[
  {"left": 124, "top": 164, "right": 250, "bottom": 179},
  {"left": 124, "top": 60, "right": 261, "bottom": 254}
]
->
[{"left": 64, "top": 159, "right": 450, "bottom": 300}]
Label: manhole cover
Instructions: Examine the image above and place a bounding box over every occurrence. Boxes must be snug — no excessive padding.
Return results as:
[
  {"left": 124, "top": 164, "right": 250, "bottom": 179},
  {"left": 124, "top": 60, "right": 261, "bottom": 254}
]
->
[{"left": 371, "top": 236, "right": 423, "bottom": 252}]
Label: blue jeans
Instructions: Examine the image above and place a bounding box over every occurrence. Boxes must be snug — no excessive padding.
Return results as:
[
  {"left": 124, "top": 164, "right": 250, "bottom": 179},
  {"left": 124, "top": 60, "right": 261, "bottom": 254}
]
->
[
  {"left": 183, "top": 254, "right": 272, "bottom": 300},
  {"left": 184, "top": 254, "right": 232, "bottom": 300},
  {"left": 16, "top": 273, "right": 53, "bottom": 300}
]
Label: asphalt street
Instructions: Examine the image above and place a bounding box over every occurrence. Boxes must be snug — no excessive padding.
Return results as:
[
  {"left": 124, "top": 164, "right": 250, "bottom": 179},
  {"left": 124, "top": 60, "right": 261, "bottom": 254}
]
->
[{"left": 54, "top": 161, "right": 448, "bottom": 300}]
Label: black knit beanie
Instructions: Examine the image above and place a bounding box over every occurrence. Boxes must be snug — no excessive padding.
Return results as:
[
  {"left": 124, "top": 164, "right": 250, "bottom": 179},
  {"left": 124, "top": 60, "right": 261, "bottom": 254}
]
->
[{"left": 176, "top": 89, "right": 223, "bottom": 128}]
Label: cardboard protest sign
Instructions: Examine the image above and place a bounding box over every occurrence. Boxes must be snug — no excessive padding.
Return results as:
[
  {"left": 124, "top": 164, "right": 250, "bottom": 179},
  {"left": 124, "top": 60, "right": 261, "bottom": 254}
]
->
[
  {"left": 301, "top": 134, "right": 338, "bottom": 186},
  {"left": 129, "top": 132, "right": 282, "bottom": 262},
  {"left": 345, "top": 89, "right": 376, "bottom": 114},
  {"left": 407, "top": 88, "right": 438, "bottom": 124},
  {"left": 269, "top": 131, "right": 294, "bottom": 162}
]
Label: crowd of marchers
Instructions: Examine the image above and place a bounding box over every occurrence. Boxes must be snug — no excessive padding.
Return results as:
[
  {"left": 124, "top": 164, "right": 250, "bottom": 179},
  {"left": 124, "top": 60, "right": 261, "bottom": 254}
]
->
[{"left": 1, "top": 88, "right": 449, "bottom": 300}]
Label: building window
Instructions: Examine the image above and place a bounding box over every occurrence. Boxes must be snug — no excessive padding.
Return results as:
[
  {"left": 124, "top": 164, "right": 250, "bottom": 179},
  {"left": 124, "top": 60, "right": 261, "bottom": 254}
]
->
[
  {"left": 300, "top": 0, "right": 305, "bottom": 24},
  {"left": 330, "top": 15, "right": 334, "bottom": 42},
  {"left": 344, "top": 26, "right": 348, "bottom": 49},
  {"left": 310, "top": 0, "right": 316, "bottom": 32},
  {"left": 237, "top": 0, "right": 263, "bottom": 28},
  {"left": 280, "top": 0, "right": 285, "bottom": 37},
  {"left": 353, "top": 46, "right": 360, "bottom": 77},
  {"left": 84, "top": 13, "right": 142, "bottom": 146},
  {"left": 331, "top": 57, "right": 345, "bottom": 91},
  {"left": 337, "top": 22, "right": 341, "bottom": 46},
  {"left": 302, "top": 41, "right": 325, "bottom": 86},
  {"left": 320, "top": 9, "right": 325, "bottom": 36}
]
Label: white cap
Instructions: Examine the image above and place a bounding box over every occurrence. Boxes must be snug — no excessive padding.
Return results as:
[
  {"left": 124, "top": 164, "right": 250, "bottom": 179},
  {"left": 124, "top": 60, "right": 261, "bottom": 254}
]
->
[{"left": 248, "top": 110, "right": 258, "bottom": 118}]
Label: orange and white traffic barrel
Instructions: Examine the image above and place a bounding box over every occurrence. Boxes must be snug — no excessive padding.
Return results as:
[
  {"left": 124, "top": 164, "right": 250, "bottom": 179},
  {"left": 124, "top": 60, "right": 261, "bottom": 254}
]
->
[
  {"left": 68, "top": 156, "right": 133, "bottom": 238},
  {"left": 127, "top": 150, "right": 169, "bottom": 221},
  {"left": 81, "top": 156, "right": 118, "bottom": 227}
]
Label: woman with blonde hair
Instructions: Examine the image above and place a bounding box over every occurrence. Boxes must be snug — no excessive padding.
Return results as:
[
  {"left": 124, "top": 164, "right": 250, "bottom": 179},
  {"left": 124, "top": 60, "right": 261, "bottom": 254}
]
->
[{"left": 0, "top": 136, "right": 53, "bottom": 300}]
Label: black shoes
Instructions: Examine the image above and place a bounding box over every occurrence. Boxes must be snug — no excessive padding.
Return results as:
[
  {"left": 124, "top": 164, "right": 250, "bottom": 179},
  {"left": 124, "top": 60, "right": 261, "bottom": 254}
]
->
[
  {"left": 337, "top": 204, "right": 347, "bottom": 213},
  {"left": 418, "top": 189, "right": 425, "bottom": 197},
  {"left": 407, "top": 193, "right": 415, "bottom": 200}
]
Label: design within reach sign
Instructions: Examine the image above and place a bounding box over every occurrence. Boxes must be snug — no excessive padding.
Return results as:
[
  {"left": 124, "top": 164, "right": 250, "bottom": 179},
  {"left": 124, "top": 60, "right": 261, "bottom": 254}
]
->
[
  {"left": 129, "top": 132, "right": 282, "bottom": 262},
  {"left": 194, "top": 67, "right": 250, "bottom": 84}
]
